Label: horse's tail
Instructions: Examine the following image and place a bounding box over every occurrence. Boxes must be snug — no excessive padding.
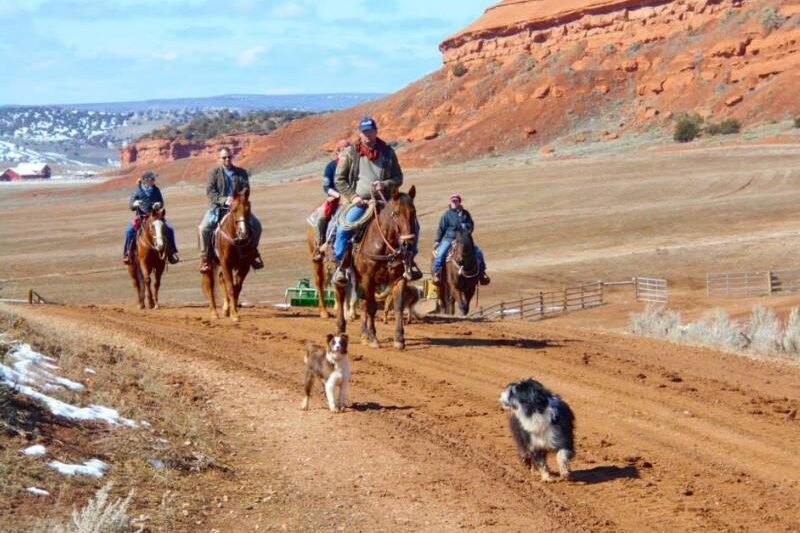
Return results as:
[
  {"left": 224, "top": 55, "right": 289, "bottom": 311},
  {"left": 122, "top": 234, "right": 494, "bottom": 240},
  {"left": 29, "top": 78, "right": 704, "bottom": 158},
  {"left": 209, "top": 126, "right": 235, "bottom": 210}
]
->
[{"left": 375, "top": 285, "right": 392, "bottom": 302}]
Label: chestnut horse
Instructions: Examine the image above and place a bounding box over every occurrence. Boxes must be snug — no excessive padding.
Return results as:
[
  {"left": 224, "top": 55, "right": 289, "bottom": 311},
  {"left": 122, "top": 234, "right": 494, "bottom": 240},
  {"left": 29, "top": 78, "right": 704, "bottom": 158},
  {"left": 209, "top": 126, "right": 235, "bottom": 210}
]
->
[
  {"left": 438, "top": 228, "right": 479, "bottom": 316},
  {"left": 332, "top": 186, "right": 417, "bottom": 349},
  {"left": 306, "top": 222, "right": 358, "bottom": 320},
  {"left": 201, "top": 189, "right": 257, "bottom": 322},
  {"left": 127, "top": 204, "right": 167, "bottom": 309}
]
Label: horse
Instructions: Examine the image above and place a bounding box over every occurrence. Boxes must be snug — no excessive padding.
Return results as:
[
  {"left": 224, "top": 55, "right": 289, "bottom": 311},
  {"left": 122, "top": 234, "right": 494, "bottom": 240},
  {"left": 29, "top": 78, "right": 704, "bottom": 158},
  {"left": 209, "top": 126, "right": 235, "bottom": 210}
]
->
[
  {"left": 201, "top": 188, "right": 257, "bottom": 322},
  {"left": 127, "top": 203, "right": 167, "bottom": 310},
  {"left": 438, "top": 228, "right": 480, "bottom": 316},
  {"left": 331, "top": 185, "right": 417, "bottom": 349},
  {"left": 306, "top": 215, "right": 358, "bottom": 320}
]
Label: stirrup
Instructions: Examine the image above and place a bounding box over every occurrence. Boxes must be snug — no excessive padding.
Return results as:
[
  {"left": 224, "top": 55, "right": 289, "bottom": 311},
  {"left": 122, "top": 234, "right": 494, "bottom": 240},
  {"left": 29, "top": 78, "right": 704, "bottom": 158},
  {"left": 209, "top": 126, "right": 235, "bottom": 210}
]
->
[
  {"left": 199, "top": 260, "right": 210, "bottom": 273},
  {"left": 431, "top": 271, "right": 440, "bottom": 284},
  {"left": 168, "top": 252, "right": 180, "bottom": 264},
  {"left": 408, "top": 264, "right": 423, "bottom": 281},
  {"left": 123, "top": 255, "right": 131, "bottom": 265},
  {"left": 480, "top": 273, "right": 491, "bottom": 286},
  {"left": 252, "top": 256, "right": 264, "bottom": 270},
  {"left": 312, "top": 247, "right": 324, "bottom": 262}
]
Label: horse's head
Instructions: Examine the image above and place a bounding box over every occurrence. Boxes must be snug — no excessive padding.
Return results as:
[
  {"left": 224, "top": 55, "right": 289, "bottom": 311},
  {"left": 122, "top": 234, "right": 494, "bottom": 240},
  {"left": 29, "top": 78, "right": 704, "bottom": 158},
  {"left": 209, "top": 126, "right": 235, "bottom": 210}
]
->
[
  {"left": 387, "top": 185, "right": 417, "bottom": 253},
  {"left": 229, "top": 188, "right": 251, "bottom": 243},
  {"left": 146, "top": 202, "right": 166, "bottom": 252}
]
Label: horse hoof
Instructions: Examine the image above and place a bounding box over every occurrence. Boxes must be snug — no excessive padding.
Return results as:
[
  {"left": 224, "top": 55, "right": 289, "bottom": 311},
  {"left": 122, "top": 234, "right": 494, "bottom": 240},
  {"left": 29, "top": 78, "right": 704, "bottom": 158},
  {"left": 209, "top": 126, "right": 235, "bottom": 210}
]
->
[
  {"left": 231, "top": 316, "right": 240, "bottom": 323},
  {"left": 211, "top": 313, "right": 219, "bottom": 320},
  {"left": 393, "top": 341, "right": 405, "bottom": 350},
  {"left": 370, "top": 340, "right": 380, "bottom": 349},
  {"left": 321, "top": 312, "right": 332, "bottom": 319},
  {"left": 153, "top": 304, "right": 160, "bottom": 310},
  {"left": 138, "top": 304, "right": 145, "bottom": 310}
]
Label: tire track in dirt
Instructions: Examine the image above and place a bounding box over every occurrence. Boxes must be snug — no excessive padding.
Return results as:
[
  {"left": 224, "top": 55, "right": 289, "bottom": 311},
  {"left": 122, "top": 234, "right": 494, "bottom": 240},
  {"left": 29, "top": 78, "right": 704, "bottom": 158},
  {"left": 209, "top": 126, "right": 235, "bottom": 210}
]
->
[{"left": 22, "top": 305, "right": 800, "bottom": 532}]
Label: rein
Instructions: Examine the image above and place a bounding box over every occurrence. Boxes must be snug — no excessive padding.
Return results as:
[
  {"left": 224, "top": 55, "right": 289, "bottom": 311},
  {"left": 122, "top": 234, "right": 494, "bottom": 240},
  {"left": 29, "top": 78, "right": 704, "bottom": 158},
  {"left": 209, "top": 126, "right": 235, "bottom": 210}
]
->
[
  {"left": 215, "top": 211, "right": 252, "bottom": 248},
  {"left": 137, "top": 215, "right": 167, "bottom": 261},
  {"left": 359, "top": 189, "right": 414, "bottom": 264}
]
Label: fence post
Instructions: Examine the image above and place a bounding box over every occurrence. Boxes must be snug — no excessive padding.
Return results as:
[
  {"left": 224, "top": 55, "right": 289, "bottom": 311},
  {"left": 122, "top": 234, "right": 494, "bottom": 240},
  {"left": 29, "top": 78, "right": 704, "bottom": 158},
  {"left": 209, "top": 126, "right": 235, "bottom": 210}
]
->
[
  {"left": 563, "top": 288, "right": 568, "bottom": 312},
  {"left": 539, "top": 292, "right": 544, "bottom": 318},
  {"left": 500, "top": 302, "right": 505, "bottom": 320},
  {"left": 519, "top": 298, "right": 524, "bottom": 319},
  {"left": 633, "top": 276, "right": 639, "bottom": 302},
  {"left": 581, "top": 284, "right": 585, "bottom": 309},
  {"left": 767, "top": 271, "right": 773, "bottom": 295},
  {"left": 600, "top": 282, "right": 605, "bottom": 305},
  {"left": 28, "top": 289, "right": 33, "bottom": 305}
]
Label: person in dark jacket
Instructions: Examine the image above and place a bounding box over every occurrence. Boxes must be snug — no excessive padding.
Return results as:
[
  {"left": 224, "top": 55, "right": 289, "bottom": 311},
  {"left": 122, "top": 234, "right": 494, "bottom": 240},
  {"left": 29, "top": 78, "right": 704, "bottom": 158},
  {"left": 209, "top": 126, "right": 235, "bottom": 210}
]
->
[
  {"left": 331, "top": 116, "right": 422, "bottom": 285},
  {"left": 123, "top": 171, "right": 179, "bottom": 264},
  {"left": 197, "top": 148, "right": 263, "bottom": 273},
  {"left": 311, "top": 139, "right": 349, "bottom": 260},
  {"left": 432, "top": 193, "right": 489, "bottom": 285}
]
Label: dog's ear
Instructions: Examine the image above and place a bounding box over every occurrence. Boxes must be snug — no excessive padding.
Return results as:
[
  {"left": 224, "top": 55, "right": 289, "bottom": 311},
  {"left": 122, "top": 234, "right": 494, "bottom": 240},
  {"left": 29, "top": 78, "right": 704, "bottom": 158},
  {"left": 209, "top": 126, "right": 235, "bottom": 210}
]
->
[
  {"left": 326, "top": 333, "right": 334, "bottom": 345},
  {"left": 340, "top": 334, "right": 348, "bottom": 343}
]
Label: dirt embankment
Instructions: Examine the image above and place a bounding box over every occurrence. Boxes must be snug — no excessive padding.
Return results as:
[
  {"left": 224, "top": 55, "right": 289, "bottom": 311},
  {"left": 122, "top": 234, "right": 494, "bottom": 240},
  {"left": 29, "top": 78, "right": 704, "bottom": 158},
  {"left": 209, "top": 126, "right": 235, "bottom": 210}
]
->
[{"left": 3, "top": 303, "right": 798, "bottom": 531}]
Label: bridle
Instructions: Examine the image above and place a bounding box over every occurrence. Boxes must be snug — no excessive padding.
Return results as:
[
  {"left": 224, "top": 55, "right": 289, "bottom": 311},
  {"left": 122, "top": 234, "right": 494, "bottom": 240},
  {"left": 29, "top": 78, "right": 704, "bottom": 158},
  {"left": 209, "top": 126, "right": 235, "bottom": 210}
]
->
[
  {"left": 448, "top": 233, "right": 479, "bottom": 279},
  {"left": 215, "top": 208, "right": 252, "bottom": 248},
  {"left": 137, "top": 212, "right": 167, "bottom": 261},
  {"left": 359, "top": 188, "right": 415, "bottom": 266}
]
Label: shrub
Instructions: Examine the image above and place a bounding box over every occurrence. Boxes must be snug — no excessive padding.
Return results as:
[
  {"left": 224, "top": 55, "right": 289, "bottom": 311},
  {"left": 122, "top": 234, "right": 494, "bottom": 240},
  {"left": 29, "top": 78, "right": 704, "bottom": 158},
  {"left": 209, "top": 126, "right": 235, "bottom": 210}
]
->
[
  {"left": 746, "top": 304, "right": 782, "bottom": 353},
  {"left": 451, "top": 62, "right": 467, "bottom": 77},
  {"left": 705, "top": 118, "right": 741, "bottom": 135},
  {"left": 685, "top": 308, "right": 748, "bottom": 351},
  {"left": 525, "top": 57, "right": 537, "bottom": 71},
  {"left": 629, "top": 305, "right": 684, "bottom": 339},
  {"left": 32, "top": 483, "right": 134, "bottom": 533},
  {"left": 794, "top": 116, "right": 800, "bottom": 128},
  {"left": 761, "top": 8, "right": 786, "bottom": 30},
  {"left": 781, "top": 307, "right": 800, "bottom": 355},
  {"left": 674, "top": 115, "right": 702, "bottom": 143}
]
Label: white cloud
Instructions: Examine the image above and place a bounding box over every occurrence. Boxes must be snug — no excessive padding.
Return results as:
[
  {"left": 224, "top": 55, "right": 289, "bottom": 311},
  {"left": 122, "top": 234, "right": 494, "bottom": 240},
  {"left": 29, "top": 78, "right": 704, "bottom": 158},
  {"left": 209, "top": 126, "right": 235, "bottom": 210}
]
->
[
  {"left": 153, "top": 50, "right": 178, "bottom": 61},
  {"left": 270, "top": 2, "right": 307, "bottom": 18},
  {"left": 236, "top": 45, "right": 266, "bottom": 67}
]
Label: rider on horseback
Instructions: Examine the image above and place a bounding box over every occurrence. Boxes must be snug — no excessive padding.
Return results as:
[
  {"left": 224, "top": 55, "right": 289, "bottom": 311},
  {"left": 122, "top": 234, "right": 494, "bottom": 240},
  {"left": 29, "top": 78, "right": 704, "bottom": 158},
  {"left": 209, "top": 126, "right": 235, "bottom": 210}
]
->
[
  {"left": 198, "top": 148, "right": 264, "bottom": 273},
  {"left": 331, "top": 117, "right": 422, "bottom": 286},
  {"left": 431, "top": 193, "right": 490, "bottom": 286},
  {"left": 311, "top": 139, "right": 349, "bottom": 261},
  {"left": 123, "top": 171, "right": 179, "bottom": 265}
]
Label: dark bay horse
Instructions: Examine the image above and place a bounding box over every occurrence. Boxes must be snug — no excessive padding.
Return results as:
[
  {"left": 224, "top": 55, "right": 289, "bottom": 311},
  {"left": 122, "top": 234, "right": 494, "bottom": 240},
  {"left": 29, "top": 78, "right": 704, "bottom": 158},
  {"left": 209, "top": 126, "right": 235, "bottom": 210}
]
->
[
  {"left": 438, "top": 228, "right": 479, "bottom": 316},
  {"left": 202, "top": 189, "right": 257, "bottom": 322},
  {"left": 127, "top": 204, "right": 167, "bottom": 309},
  {"left": 332, "top": 186, "right": 417, "bottom": 349}
]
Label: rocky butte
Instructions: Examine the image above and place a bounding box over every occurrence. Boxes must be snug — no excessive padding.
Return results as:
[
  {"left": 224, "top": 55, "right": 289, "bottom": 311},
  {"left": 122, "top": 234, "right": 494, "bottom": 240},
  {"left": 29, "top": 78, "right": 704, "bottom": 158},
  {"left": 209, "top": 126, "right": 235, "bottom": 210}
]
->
[{"left": 122, "top": 0, "right": 800, "bottom": 175}]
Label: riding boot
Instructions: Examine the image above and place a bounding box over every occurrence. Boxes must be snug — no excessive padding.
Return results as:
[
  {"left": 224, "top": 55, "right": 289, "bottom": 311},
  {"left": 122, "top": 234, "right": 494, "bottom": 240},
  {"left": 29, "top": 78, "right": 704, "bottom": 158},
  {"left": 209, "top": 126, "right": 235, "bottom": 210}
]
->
[
  {"left": 408, "top": 261, "right": 423, "bottom": 281},
  {"left": 333, "top": 261, "right": 347, "bottom": 287},
  {"left": 123, "top": 254, "right": 131, "bottom": 265},
  {"left": 168, "top": 252, "right": 180, "bottom": 265},
  {"left": 199, "top": 255, "right": 210, "bottom": 273},
  {"left": 312, "top": 241, "right": 324, "bottom": 262},
  {"left": 479, "top": 270, "right": 491, "bottom": 286},
  {"left": 252, "top": 253, "right": 264, "bottom": 270},
  {"left": 431, "top": 269, "right": 440, "bottom": 284}
]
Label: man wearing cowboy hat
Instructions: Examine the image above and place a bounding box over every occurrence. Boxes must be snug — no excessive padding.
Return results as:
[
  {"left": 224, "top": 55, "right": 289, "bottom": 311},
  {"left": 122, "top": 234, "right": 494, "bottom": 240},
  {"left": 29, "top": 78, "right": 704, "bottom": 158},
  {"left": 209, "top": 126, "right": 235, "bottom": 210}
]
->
[
  {"left": 432, "top": 193, "right": 490, "bottom": 285},
  {"left": 123, "top": 170, "right": 180, "bottom": 265},
  {"left": 331, "top": 116, "right": 422, "bottom": 285}
]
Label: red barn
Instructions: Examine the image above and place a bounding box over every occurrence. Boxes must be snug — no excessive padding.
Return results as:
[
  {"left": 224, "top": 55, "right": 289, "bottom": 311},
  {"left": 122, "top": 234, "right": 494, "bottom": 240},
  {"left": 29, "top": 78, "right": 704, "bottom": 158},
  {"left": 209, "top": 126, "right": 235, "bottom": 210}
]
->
[{"left": 1, "top": 163, "right": 51, "bottom": 181}]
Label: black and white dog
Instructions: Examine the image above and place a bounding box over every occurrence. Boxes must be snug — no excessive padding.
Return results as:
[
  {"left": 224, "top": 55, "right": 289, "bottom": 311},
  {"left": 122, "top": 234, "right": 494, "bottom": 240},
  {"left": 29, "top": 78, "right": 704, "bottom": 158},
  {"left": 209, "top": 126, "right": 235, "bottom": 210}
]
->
[
  {"left": 302, "top": 334, "right": 351, "bottom": 413},
  {"left": 499, "top": 378, "right": 575, "bottom": 482}
]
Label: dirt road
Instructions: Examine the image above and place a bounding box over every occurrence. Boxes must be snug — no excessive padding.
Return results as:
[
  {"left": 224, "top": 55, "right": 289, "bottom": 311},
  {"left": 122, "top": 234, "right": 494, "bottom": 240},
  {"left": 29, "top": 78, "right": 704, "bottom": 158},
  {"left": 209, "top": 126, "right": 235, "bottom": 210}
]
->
[{"left": 13, "top": 303, "right": 799, "bottom": 532}]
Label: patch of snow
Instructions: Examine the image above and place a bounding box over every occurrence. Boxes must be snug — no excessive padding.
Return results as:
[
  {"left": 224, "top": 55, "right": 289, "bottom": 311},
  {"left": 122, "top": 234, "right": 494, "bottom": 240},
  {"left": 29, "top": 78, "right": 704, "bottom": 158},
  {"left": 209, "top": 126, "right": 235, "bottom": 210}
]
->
[
  {"left": 49, "top": 459, "right": 108, "bottom": 478},
  {"left": 26, "top": 487, "right": 50, "bottom": 496},
  {"left": 1, "top": 341, "right": 137, "bottom": 427},
  {"left": 84, "top": 368, "right": 96, "bottom": 375},
  {"left": 21, "top": 444, "right": 47, "bottom": 457},
  {"left": 148, "top": 459, "right": 166, "bottom": 470}
]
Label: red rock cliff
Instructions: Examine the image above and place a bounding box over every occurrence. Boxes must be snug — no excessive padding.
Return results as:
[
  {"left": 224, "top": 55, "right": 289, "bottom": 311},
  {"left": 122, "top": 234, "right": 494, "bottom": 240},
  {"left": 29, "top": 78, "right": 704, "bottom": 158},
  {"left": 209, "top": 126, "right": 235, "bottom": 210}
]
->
[{"left": 122, "top": 0, "right": 800, "bottom": 174}]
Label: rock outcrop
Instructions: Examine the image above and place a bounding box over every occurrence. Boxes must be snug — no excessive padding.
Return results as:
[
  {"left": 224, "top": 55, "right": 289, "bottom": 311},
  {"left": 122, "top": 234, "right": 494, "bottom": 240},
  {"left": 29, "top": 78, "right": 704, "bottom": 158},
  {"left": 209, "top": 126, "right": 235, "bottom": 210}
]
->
[{"left": 122, "top": 0, "right": 800, "bottom": 174}]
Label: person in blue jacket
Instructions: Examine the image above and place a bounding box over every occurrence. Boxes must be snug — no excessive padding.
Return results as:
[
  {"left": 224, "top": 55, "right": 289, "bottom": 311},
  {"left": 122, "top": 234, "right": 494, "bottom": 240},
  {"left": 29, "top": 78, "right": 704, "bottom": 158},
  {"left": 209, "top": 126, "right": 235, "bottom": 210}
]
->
[
  {"left": 431, "top": 193, "right": 489, "bottom": 285},
  {"left": 123, "top": 171, "right": 179, "bottom": 264}
]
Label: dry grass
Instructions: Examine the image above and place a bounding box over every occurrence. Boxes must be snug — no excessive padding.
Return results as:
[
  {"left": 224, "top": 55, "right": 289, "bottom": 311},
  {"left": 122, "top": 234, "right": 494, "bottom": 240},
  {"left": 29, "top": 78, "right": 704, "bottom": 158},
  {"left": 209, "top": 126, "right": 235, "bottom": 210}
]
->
[
  {"left": 32, "top": 483, "right": 135, "bottom": 533},
  {"left": 0, "top": 312, "right": 230, "bottom": 532}
]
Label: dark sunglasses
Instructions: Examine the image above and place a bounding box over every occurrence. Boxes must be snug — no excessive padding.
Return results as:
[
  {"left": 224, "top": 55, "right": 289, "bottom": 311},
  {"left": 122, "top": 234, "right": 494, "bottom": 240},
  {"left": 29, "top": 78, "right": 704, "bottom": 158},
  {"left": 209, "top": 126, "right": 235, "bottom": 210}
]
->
[{"left": 221, "top": 155, "right": 232, "bottom": 160}]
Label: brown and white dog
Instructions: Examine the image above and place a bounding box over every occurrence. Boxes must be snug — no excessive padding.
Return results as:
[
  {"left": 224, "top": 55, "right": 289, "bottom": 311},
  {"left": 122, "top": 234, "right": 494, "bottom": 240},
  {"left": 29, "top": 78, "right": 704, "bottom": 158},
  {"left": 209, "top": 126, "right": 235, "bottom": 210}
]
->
[
  {"left": 302, "top": 334, "right": 351, "bottom": 413},
  {"left": 377, "top": 281, "right": 421, "bottom": 324}
]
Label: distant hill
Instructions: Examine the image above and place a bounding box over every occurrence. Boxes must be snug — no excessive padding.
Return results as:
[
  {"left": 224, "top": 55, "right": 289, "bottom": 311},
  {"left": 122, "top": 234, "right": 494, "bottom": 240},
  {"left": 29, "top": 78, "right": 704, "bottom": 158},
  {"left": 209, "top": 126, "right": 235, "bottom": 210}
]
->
[{"left": 48, "top": 93, "right": 385, "bottom": 113}]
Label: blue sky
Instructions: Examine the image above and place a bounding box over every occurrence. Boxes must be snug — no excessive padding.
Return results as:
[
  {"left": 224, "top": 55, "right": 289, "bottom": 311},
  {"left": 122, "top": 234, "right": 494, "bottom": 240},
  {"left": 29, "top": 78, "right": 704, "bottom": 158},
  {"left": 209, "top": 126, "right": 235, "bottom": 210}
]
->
[{"left": 0, "top": 0, "right": 490, "bottom": 105}]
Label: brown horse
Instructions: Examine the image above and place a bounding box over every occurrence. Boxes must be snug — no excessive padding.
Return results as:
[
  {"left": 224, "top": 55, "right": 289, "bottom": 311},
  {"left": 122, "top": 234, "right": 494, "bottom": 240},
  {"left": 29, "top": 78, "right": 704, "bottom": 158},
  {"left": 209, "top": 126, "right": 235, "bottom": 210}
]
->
[
  {"left": 332, "top": 186, "right": 417, "bottom": 349},
  {"left": 127, "top": 204, "right": 167, "bottom": 309},
  {"left": 201, "top": 189, "right": 257, "bottom": 322},
  {"left": 438, "top": 228, "right": 479, "bottom": 316},
  {"left": 306, "top": 220, "right": 358, "bottom": 320}
]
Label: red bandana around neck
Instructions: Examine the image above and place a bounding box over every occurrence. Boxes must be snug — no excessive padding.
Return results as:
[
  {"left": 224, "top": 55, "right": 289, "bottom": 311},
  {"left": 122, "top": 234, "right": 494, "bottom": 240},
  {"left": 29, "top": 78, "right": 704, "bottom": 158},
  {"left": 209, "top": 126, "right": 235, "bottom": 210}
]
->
[{"left": 356, "top": 138, "right": 386, "bottom": 161}]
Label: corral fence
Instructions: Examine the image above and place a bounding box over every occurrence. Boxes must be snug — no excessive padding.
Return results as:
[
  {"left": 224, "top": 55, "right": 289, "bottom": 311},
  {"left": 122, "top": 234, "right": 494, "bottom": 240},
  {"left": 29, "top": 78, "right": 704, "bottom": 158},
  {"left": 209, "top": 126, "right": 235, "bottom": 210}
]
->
[
  {"left": 706, "top": 268, "right": 800, "bottom": 298},
  {"left": 634, "top": 277, "right": 669, "bottom": 304},
  {"left": 470, "top": 281, "right": 604, "bottom": 320}
]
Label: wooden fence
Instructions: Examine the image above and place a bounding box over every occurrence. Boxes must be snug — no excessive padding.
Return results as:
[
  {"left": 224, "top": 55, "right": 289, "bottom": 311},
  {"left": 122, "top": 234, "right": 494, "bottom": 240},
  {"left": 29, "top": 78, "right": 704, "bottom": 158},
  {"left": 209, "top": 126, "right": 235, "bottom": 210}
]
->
[
  {"left": 470, "top": 281, "right": 604, "bottom": 320},
  {"left": 634, "top": 277, "right": 669, "bottom": 304},
  {"left": 707, "top": 268, "right": 800, "bottom": 298}
]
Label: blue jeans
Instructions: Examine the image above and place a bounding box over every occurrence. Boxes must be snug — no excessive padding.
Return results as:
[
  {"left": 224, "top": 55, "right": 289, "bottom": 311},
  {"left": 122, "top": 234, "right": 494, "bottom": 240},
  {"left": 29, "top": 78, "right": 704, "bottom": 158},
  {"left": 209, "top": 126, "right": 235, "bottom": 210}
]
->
[
  {"left": 124, "top": 222, "right": 178, "bottom": 256},
  {"left": 333, "top": 204, "right": 420, "bottom": 262},
  {"left": 433, "top": 239, "right": 486, "bottom": 273}
]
